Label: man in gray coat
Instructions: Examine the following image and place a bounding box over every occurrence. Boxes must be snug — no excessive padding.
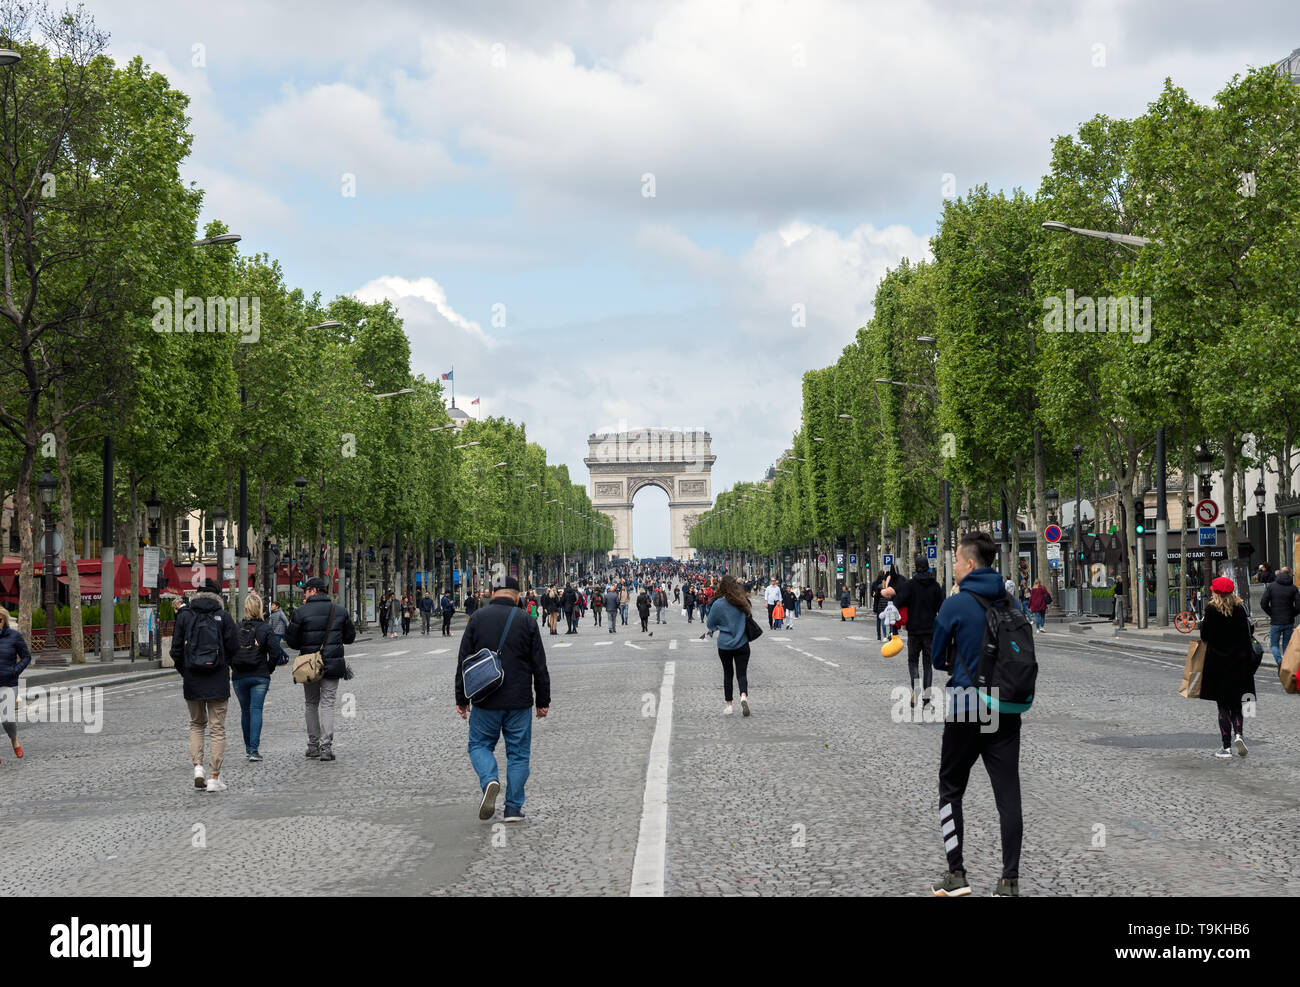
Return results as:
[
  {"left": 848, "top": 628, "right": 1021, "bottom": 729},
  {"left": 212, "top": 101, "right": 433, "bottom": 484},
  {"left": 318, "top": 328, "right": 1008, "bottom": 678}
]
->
[{"left": 603, "top": 585, "right": 620, "bottom": 634}]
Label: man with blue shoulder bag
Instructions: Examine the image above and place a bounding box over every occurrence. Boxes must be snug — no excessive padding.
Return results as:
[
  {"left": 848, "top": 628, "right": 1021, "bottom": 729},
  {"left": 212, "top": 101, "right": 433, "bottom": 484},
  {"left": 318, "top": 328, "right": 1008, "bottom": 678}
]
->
[{"left": 455, "top": 575, "right": 551, "bottom": 823}]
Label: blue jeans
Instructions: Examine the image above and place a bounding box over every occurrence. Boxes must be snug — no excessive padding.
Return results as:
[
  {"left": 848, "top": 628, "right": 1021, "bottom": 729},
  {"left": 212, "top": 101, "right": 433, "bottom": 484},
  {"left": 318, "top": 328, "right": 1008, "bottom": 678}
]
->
[
  {"left": 468, "top": 706, "right": 533, "bottom": 812},
  {"left": 1032, "top": 610, "right": 1045, "bottom": 630},
  {"left": 793, "top": 600, "right": 801, "bottom": 617},
  {"left": 620, "top": 604, "right": 628, "bottom": 624},
  {"left": 1020, "top": 600, "right": 1030, "bottom": 618},
  {"left": 231, "top": 676, "right": 270, "bottom": 753},
  {"left": 1270, "top": 624, "right": 1294, "bottom": 666}
]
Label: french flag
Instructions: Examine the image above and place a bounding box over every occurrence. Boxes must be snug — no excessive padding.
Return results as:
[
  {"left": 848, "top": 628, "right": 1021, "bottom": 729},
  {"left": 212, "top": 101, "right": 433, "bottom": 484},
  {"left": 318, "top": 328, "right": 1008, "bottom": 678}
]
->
[{"left": 441, "top": 371, "right": 453, "bottom": 381}]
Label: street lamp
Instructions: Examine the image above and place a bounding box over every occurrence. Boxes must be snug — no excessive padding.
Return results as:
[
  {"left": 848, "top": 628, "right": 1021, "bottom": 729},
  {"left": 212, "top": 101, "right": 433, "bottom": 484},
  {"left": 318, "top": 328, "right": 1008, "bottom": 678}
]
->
[
  {"left": 213, "top": 505, "right": 228, "bottom": 603},
  {"left": 306, "top": 320, "right": 342, "bottom": 331},
  {"left": 454, "top": 441, "right": 481, "bottom": 450},
  {"left": 192, "top": 233, "right": 241, "bottom": 247},
  {"left": 37, "top": 471, "right": 58, "bottom": 662},
  {"left": 146, "top": 490, "right": 162, "bottom": 656},
  {"left": 1195, "top": 443, "right": 1214, "bottom": 499},
  {"left": 0, "top": 50, "right": 22, "bottom": 66},
  {"left": 1072, "top": 444, "right": 1084, "bottom": 613}
]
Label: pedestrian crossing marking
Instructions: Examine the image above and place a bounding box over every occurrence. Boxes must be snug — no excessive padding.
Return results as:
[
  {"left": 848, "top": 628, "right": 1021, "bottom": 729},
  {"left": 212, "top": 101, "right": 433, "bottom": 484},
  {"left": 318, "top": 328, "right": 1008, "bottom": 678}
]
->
[
  {"left": 594, "top": 640, "right": 613, "bottom": 647},
  {"left": 552, "top": 642, "right": 572, "bottom": 648},
  {"left": 847, "top": 636, "right": 869, "bottom": 641},
  {"left": 426, "top": 649, "right": 449, "bottom": 655},
  {"left": 669, "top": 639, "right": 678, "bottom": 650}
]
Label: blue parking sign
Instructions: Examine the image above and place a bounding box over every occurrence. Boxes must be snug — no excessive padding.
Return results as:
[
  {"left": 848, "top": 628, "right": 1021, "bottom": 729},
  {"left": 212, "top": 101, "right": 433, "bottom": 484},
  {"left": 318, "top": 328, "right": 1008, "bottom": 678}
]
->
[
  {"left": 883, "top": 554, "right": 894, "bottom": 566},
  {"left": 926, "top": 546, "right": 937, "bottom": 560},
  {"left": 848, "top": 554, "right": 857, "bottom": 565}
]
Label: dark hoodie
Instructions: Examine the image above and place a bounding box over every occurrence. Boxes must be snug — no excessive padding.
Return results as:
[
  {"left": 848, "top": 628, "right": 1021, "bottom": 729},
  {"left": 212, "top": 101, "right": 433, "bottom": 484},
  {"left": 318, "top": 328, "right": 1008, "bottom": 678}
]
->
[
  {"left": 1261, "top": 571, "right": 1300, "bottom": 626},
  {"left": 889, "top": 569, "right": 945, "bottom": 633},
  {"left": 169, "top": 591, "right": 239, "bottom": 701},
  {"left": 931, "top": 567, "right": 1006, "bottom": 704}
]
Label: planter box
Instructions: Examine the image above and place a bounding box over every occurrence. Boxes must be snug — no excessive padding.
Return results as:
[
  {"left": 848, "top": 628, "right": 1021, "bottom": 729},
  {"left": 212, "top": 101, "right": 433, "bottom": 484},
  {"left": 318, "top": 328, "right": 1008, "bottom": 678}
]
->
[{"left": 30, "top": 624, "right": 130, "bottom": 651}]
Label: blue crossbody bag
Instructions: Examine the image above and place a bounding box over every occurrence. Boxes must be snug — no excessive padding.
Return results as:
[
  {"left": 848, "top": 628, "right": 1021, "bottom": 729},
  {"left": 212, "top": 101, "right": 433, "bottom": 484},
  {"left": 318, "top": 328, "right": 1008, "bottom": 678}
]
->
[{"left": 461, "top": 607, "right": 518, "bottom": 704}]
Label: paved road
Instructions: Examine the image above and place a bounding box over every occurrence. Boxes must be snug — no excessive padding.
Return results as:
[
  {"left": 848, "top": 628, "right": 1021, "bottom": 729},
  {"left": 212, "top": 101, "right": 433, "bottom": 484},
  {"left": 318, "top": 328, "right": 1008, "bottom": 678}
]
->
[{"left": 2, "top": 601, "right": 1297, "bottom": 896}]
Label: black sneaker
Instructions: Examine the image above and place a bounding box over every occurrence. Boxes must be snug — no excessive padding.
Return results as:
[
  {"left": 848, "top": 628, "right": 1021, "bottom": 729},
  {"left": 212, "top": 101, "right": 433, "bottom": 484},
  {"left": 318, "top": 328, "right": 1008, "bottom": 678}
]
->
[
  {"left": 504, "top": 806, "right": 526, "bottom": 822},
  {"left": 931, "top": 869, "right": 971, "bottom": 897},
  {"left": 479, "top": 779, "right": 500, "bottom": 820},
  {"left": 319, "top": 748, "right": 336, "bottom": 762},
  {"left": 305, "top": 746, "right": 321, "bottom": 759},
  {"left": 992, "top": 878, "right": 1019, "bottom": 897}
]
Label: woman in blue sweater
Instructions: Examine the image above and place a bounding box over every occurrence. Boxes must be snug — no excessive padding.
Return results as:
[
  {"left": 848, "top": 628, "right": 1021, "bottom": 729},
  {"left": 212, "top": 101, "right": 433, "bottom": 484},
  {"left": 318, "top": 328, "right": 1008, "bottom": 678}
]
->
[
  {"left": 0, "top": 607, "right": 32, "bottom": 760},
  {"left": 705, "top": 575, "right": 755, "bottom": 717}
]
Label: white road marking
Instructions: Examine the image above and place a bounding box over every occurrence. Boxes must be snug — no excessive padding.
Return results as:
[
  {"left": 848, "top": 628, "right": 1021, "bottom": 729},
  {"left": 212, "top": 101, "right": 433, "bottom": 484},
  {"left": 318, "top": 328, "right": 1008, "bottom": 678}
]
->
[
  {"left": 552, "top": 642, "right": 572, "bottom": 648},
  {"left": 426, "top": 649, "right": 449, "bottom": 655},
  {"left": 625, "top": 641, "right": 644, "bottom": 650},
  {"left": 813, "top": 637, "right": 831, "bottom": 641},
  {"left": 594, "top": 640, "right": 613, "bottom": 647},
  {"left": 387, "top": 650, "right": 410, "bottom": 656},
  {"left": 669, "top": 639, "right": 678, "bottom": 650},
  {"left": 847, "top": 636, "right": 870, "bottom": 642},
  {"left": 825, "top": 661, "right": 840, "bottom": 668},
  {"left": 630, "top": 660, "right": 675, "bottom": 898}
]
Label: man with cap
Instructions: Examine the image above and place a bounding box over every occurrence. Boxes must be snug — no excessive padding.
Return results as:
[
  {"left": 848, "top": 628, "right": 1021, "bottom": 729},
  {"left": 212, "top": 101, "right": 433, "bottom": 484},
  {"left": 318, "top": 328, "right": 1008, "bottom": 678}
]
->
[
  {"left": 456, "top": 576, "right": 550, "bottom": 822},
  {"left": 283, "top": 576, "right": 356, "bottom": 762},
  {"left": 170, "top": 580, "right": 240, "bottom": 792}
]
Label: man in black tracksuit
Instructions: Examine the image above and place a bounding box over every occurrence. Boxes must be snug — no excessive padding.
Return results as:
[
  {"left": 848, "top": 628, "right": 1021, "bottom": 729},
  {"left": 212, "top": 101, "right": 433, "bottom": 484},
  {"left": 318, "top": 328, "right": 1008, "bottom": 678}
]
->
[
  {"left": 456, "top": 577, "right": 551, "bottom": 822},
  {"left": 926, "top": 531, "right": 1023, "bottom": 897},
  {"left": 882, "top": 556, "right": 947, "bottom": 710}
]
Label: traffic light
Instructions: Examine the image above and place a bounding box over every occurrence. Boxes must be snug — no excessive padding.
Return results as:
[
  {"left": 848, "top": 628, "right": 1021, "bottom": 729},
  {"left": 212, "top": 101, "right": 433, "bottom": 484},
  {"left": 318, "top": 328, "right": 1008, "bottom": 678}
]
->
[
  {"left": 1078, "top": 551, "right": 1086, "bottom": 563},
  {"left": 1134, "top": 521, "right": 1145, "bottom": 535}
]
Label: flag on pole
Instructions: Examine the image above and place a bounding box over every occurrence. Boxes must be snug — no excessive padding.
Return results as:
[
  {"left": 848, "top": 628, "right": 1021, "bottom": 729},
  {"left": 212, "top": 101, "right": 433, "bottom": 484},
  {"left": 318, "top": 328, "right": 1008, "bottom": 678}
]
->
[
  {"left": 471, "top": 397, "right": 480, "bottom": 405},
  {"left": 441, "top": 371, "right": 453, "bottom": 381}
]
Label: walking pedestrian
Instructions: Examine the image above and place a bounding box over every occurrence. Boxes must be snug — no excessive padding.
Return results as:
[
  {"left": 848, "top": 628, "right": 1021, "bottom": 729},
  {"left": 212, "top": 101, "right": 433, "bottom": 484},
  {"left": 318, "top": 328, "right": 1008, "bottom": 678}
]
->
[
  {"left": 603, "top": 584, "right": 619, "bottom": 633},
  {"left": 0, "top": 607, "right": 31, "bottom": 762},
  {"left": 542, "top": 586, "right": 560, "bottom": 635},
  {"left": 562, "top": 582, "right": 578, "bottom": 634},
  {"left": 283, "top": 576, "right": 357, "bottom": 762},
  {"left": 929, "top": 532, "right": 1023, "bottom": 897},
  {"left": 440, "top": 589, "right": 455, "bottom": 636},
  {"left": 268, "top": 599, "right": 290, "bottom": 664},
  {"left": 1260, "top": 566, "right": 1299, "bottom": 667},
  {"left": 419, "top": 591, "right": 435, "bottom": 635},
  {"left": 684, "top": 584, "right": 697, "bottom": 623},
  {"left": 705, "top": 575, "right": 754, "bottom": 717},
  {"left": 456, "top": 576, "right": 550, "bottom": 823},
  {"left": 464, "top": 590, "right": 478, "bottom": 617},
  {"left": 840, "top": 583, "right": 852, "bottom": 620},
  {"left": 401, "top": 594, "right": 413, "bottom": 636},
  {"left": 763, "top": 576, "right": 781, "bottom": 629},
  {"left": 882, "top": 557, "right": 946, "bottom": 710},
  {"left": 654, "top": 584, "right": 668, "bottom": 624},
  {"left": 231, "top": 591, "right": 276, "bottom": 763},
  {"left": 1200, "top": 576, "right": 1256, "bottom": 759},
  {"left": 637, "top": 588, "right": 651, "bottom": 632},
  {"left": 1028, "top": 579, "right": 1051, "bottom": 631},
  {"left": 619, "top": 583, "right": 630, "bottom": 626},
  {"left": 593, "top": 588, "right": 603, "bottom": 627},
  {"left": 170, "top": 580, "right": 240, "bottom": 793},
  {"left": 378, "top": 593, "right": 390, "bottom": 638}
]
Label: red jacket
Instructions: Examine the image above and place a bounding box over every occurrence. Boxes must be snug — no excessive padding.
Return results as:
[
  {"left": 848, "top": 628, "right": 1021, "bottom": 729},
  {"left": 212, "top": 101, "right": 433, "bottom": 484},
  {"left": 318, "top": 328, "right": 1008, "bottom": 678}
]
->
[{"left": 1028, "top": 586, "right": 1051, "bottom": 613}]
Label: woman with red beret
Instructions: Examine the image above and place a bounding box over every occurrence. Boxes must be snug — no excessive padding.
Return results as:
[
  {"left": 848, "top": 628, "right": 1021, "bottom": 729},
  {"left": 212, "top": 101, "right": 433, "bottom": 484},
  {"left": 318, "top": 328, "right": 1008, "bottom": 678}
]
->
[{"left": 1199, "top": 575, "right": 1256, "bottom": 758}]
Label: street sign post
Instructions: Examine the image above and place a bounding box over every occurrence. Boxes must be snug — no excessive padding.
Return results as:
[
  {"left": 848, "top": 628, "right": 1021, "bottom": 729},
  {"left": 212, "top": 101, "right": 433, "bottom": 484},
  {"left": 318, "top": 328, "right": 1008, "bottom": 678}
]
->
[
  {"left": 883, "top": 554, "right": 894, "bottom": 567},
  {"left": 1044, "top": 524, "right": 1062, "bottom": 544},
  {"left": 926, "top": 545, "right": 937, "bottom": 560},
  {"left": 1195, "top": 499, "right": 1219, "bottom": 526},
  {"left": 1199, "top": 527, "right": 1217, "bottom": 547}
]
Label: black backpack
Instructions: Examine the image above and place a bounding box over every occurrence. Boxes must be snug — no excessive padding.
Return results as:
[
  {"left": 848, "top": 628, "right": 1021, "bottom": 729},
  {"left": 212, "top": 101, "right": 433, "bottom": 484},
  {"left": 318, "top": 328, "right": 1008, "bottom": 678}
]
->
[
  {"left": 957, "top": 593, "right": 1037, "bottom": 714},
  {"left": 184, "top": 609, "right": 227, "bottom": 671},
  {"left": 232, "top": 620, "right": 263, "bottom": 670}
]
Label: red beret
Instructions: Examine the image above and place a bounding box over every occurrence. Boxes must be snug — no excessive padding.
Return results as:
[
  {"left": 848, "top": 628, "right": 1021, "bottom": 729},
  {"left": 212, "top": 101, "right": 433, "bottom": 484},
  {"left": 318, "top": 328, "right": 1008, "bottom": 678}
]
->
[{"left": 1211, "top": 576, "right": 1236, "bottom": 594}]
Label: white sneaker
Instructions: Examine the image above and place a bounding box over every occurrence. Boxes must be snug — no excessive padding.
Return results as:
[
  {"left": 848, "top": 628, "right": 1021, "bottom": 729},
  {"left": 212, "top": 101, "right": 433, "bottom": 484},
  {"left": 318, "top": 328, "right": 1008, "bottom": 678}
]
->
[
  {"left": 1233, "top": 734, "right": 1248, "bottom": 757},
  {"left": 193, "top": 765, "right": 206, "bottom": 790},
  {"left": 724, "top": 703, "right": 734, "bottom": 715},
  {"left": 1213, "top": 747, "right": 1232, "bottom": 759},
  {"left": 205, "top": 776, "right": 227, "bottom": 792}
]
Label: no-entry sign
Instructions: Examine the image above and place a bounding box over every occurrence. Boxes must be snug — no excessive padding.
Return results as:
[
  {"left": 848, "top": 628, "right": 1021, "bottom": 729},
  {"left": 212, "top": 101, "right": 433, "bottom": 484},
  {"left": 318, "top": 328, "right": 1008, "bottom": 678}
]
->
[{"left": 1195, "top": 499, "right": 1219, "bottom": 525}]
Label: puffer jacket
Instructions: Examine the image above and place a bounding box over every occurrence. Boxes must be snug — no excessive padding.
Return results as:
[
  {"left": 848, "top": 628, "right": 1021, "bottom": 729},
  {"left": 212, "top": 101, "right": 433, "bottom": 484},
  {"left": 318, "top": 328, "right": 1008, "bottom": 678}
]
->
[
  {"left": 1261, "top": 571, "right": 1300, "bottom": 626},
  {"left": 0, "top": 624, "right": 32, "bottom": 688},
  {"left": 283, "top": 593, "right": 357, "bottom": 680},
  {"left": 169, "top": 591, "right": 239, "bottom": 701}
]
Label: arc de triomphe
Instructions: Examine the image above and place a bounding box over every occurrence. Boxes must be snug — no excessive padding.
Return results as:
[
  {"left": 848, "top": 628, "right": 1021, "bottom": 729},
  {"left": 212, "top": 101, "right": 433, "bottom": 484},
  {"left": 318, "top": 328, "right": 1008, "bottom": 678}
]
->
[{"left": 584, "top": 428, "right": 715, "bottom": 559}]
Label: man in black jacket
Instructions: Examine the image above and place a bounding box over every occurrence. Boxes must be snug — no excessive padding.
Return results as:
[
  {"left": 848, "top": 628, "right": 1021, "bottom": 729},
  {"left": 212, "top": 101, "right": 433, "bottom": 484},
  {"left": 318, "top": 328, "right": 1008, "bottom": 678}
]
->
[
  {"left": 170, "top": 580, "right": 240, "bottom": 792},
  {"left": 561, "top": 582, "right": 578, "bottom": 634},
  {"left": 456, "top": 576, "right": 550, "bottom": 822},
  {"left": 882, "top": 557, "right": 947, "bottom": 709},
  {"left": 418, "top": 591, "right": 435, "bottom": 635},
  {"left": 1261, "top": 567, "right": 1300, "bottom": 667},
  {"left": 283, "top": 577, "right": 357, "bottom": 762}
]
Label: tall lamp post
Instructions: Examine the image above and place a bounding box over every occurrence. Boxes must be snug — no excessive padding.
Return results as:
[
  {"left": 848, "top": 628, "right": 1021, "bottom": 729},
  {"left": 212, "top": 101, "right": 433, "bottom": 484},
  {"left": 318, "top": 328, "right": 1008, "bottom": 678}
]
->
[
  {"left": 38, "top": 471, "right": 59, "bottom": 664},
  {"left": 1045, "top": 486, "right": 1060, "bottom": 607},
  {"left": 1254, "top": 477, "right": 1267, "bottom": 577},
  {"left": 1072, "top": 444, "right": 1084, "bottom": 615},
  {"left": 291, "top": 476, "right": 306, "bottom": 601},
  {"left": 146, "top": 490, "right": 162, "bottom": 659},
  {"left": 213, "top": 506, "right": 227, "bottom": 608}
]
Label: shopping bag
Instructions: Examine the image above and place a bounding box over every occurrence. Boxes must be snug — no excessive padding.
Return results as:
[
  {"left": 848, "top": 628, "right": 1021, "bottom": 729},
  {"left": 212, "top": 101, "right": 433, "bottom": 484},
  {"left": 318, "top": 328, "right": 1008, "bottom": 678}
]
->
[
  {"left": 841, "top": 606, "right": 856, "bottom": 619},
  {"left": 1280, "top": 628, "right": 1300, "bottom": 695},
  {"left": 1179, "top": 640, "right": 1206, "bottom": 698}
]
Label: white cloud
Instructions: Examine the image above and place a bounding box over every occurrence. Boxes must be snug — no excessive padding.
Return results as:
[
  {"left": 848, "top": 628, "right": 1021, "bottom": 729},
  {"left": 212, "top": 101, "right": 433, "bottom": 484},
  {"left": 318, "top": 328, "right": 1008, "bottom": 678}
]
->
[{"left": 352, "top": 275, "right": 497, "bottom": 347}]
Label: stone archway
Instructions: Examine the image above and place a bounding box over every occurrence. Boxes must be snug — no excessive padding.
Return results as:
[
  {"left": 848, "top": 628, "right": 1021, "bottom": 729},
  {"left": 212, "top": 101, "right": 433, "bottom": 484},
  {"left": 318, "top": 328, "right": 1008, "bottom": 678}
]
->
[{"left": 584, "top": 428, "right": 715, "bottom": 559}]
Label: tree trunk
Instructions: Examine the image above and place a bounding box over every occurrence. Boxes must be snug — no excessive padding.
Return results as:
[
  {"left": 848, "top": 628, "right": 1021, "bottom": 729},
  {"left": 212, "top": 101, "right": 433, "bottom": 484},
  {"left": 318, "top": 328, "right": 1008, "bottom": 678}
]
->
[
  {"left": 53, "top": 401, "right": 84, "bottom": 663},
  {"left": 1223, "top": 432, "right": 1240, "bottom": 579},
  {"left": 1032, "top": 428, "right": 1048, "bottom": 590},
  {"left": 16, "top": 443, "right": 35, "bottom": 638},
  {"left": 127, "top": 472, "right": 140, "bottom": 659},
  {"left": 1179, "top": 425, "right": 1190, "bottom": 611}
]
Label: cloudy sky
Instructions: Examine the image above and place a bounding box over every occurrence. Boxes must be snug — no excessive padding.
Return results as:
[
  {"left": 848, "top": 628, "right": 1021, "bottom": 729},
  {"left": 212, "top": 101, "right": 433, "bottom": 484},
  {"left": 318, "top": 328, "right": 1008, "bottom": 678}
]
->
[{"left": 99, "top": 0, "right": 1298, "bottom": 554}]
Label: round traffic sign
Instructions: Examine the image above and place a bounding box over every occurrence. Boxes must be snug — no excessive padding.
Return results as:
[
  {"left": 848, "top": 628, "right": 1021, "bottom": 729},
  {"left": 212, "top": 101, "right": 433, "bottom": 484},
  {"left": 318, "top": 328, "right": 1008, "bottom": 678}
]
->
[
  {"left": 1044, "top": 524, "right": 1062, "bottom": 543},
  {"left": 1195, "top": 499, "right": 1219, "bottom": 525}
]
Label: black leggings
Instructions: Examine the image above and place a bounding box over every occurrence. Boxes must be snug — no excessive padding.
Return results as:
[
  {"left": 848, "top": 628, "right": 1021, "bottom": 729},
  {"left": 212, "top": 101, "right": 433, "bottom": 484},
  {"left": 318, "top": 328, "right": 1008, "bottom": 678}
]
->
[
  {"left": 1216, "top": 699, "right": 1244, "bottom": 748},
  {"left": 907, "top": 632, "right": 934, "bottom": 696},
  {"left": 640, "top": 614, "right": 649, "bottom": 631},
  {"left": 718, "top": 644, "right": 751, "bottom": 702},
  {"left": 442, "top": 612, "right": 452, "bottom": 635},
  {"left": 938, "top": 715, "right": 1022, "bottom": 880}
]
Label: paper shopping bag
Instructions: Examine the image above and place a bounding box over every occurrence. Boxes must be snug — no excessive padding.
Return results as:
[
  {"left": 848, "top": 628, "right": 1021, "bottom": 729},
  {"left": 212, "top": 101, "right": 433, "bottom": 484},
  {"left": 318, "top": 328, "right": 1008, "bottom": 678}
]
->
[
  {"left": 1179, "top": 640, "right": 1206, "bottom": 698},
  {"left": 1280, "top": 628, "right": 1300, "bottom": 695}
]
